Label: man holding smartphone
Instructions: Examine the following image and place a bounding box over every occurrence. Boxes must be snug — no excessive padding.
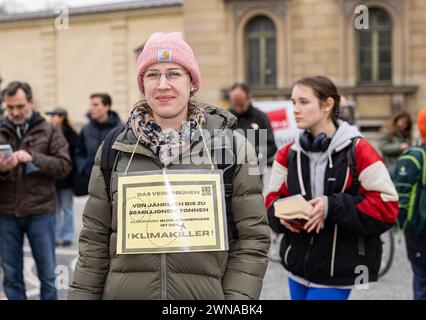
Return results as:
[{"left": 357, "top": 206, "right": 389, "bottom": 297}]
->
[{"left": 0, "top": 81, "right": 72, "bottom": 300}]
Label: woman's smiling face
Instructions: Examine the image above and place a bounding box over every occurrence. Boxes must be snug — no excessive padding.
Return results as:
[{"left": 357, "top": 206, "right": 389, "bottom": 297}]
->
[{"left": 143, "top": 62, "right": 192, "bottom": 124}]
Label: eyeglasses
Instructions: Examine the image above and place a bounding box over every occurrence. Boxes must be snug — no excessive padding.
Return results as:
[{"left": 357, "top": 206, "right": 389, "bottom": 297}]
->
[{"left": 142, "top": 70, "right": 189, "bottom": 83}]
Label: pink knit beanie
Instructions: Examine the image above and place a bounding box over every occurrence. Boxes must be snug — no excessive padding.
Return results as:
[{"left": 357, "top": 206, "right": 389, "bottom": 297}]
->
[{"left": 136, "top": 32, "right": 201, "bottom": 95}]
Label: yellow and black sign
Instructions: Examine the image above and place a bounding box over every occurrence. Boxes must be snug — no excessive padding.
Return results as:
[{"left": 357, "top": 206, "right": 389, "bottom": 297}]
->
[{"left": 117, "top": 170, "right": 228, "bottom": 254}]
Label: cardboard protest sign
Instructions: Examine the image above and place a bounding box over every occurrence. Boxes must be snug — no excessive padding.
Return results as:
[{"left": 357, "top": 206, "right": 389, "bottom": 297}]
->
[{"left": 117, "top": 170, "right": 228, "bottom": 254}]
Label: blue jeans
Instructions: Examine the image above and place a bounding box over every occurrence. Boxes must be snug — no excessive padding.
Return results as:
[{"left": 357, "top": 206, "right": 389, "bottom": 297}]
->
[
  {"left": 288, "top": 278, "right": 351, "bottom": 300},
  {"left": 411, "top": 260, "right": 426, "bottom": 300},
  {"left": 0, "top": 213, "right": 57, "bottom": 300},
  {"left": 55, "top": 188, "right": 75, "bottom": 243}
]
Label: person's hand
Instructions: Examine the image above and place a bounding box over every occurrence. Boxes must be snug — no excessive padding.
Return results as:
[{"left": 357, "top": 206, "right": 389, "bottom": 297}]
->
[
  {"left": 0, "top": 152, "right": 18, "bottom": 172},
  {"left": 279, "top": 218, "right": 305, "bottom": 233},
  {"left": 304, "top": 197, "right": 325, "bottom": 233},
  {"left": 13, "top": 150, "right": 33, "bottom": 163},
  {"left": 400, "top": 143, "right": 409, "bottom": 150}
]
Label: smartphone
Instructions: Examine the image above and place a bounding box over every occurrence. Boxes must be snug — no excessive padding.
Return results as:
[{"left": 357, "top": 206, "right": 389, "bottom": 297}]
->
[{"left": 0, "top": 144, "right": 13, "bottom": 157}]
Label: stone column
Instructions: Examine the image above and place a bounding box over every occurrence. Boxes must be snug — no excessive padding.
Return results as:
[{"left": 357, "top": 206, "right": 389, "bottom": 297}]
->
[
  {"left": 40, "top": 26, "right": 57, "bottom": 110},
  {"left": 110, "top": 18, "right": 129, "bottom": 116}
]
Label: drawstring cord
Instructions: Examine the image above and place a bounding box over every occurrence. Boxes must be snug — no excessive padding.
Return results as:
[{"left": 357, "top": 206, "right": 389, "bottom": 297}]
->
[
  {"left": 194, "top": 117, "right": 215, "bottom": 173},
  {"left": 124, "top": 132, "right": 142, "bottom": 175},
  {"left": 297, "top": 145, "right": 307, "bottom": 196},
  {"left": 328, "top": 149, "right": 334, "bottom": 168}
]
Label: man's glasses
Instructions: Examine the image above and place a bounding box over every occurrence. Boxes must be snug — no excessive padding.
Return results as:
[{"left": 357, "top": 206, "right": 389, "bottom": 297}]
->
[{"left": 143, "top": 70, "right": 189, "bottom": 83}]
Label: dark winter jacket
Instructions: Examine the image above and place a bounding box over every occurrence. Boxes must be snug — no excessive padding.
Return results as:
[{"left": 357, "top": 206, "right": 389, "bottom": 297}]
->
[
  {"left": 394, "top": 144, "right": 426, "bottom": 264},
  {"left": 229, "top": 104, "right": 277, "bottom": 166},
  {"left": 75, "top": 111, "right": 121, "bottom": 179},
  {"left": 0, "top": 112, "right": 72, "bottom": 217},
  {"left": 69, "top": 102, "right": 270, "bottom": 300},
  {"left": 266, "top": 121, "right": 399, "bottom": 286}
]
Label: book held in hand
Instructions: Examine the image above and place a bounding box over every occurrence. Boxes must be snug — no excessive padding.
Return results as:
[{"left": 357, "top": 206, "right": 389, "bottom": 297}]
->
[{"left": 273, "top": 194, "right": 313, "bottom": 220}]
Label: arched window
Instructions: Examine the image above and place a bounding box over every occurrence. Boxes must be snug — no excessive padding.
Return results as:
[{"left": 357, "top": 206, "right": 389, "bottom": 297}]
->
[
  {"left": 244, "top": 15, "right": 277, "bottom": 88},
  {"left": 357, "top": 8, "right": 392, "bottom": 84}
]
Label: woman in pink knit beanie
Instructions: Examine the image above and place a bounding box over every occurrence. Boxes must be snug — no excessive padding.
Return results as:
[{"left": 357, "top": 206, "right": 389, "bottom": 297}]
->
[
  {"left": 134, "top": 32, "right": 203, "bottom": 131},
  {"left": 69, "top": 32, "right": 271, "bottom": 300}
]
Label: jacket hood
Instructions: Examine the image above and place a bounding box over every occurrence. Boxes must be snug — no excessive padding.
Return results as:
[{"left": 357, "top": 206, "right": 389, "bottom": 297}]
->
[
  {"left": 294, "top": 120, "right": 363, "bottom": 154},
  {"left": 116, "top": 100, "right": 237, "bottom": 146},
  {"left": 328, "top": 120, "right": 363, "bottom": 151},
  {"left": 2, "top": 111, "right": 45, "bottom": 135},
  {"left": 87, "top": 110, "right": 121, "bottom": 127},
  {"left": 292, "top": 120, "right": 363, "bottom": 197},
  {"left": 196, "top": 100, "right": 237, "bottom": 131}
]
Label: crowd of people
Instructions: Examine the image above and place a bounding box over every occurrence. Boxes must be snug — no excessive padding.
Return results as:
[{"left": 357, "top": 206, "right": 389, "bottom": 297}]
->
[{"left": 0, "top": 31, "right": 425, "bottom": 301}]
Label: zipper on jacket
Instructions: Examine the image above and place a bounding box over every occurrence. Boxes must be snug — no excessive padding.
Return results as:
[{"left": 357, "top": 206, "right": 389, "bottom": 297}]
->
[
  {"left": 121, "top": 135, "right": 170, "bottom": 299},
  {"left": 161, "top": 165, "right": 168, "bottom": 300},
  {"left": 161, "top": 253, "right": 167, "bottom": 300},
  {"left": 303, "top": 235, "right": 315, "bottom": 278}
]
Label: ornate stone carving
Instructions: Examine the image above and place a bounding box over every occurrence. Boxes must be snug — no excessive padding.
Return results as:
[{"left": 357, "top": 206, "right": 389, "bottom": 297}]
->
[
  {"left": 341, "top": 0, "right": 404, "bottom": 16},
  {"left": 225, "top": 0, "right": 289, "bottom": 24}
]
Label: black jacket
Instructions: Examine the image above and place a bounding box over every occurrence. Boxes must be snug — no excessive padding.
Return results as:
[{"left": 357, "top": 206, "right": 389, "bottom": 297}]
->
[
  {"left": 229, "top": 104, "right": 277, "bottom": 165},
  {"left": 266, "top": 123, "right": 398, "bottom": 286},
  {"left": 56, "top": 123, "right": 78, "bottom": 190},
  {"left": 75, "top": 111, "right": 121, "bottom": 178}
]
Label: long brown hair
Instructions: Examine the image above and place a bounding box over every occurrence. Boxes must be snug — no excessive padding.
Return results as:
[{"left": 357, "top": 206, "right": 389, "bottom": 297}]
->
[
  {"left": 294, "top": 76, "right": 341, "bottom": 126},
  {"left": 384, "top": 111, "right": 413, "bottom": 144}
]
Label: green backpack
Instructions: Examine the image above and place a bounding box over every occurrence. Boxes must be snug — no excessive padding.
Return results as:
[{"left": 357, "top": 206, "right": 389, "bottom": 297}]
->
[{"left": 396, "top": 147, "right": 426, "bottom": 234}]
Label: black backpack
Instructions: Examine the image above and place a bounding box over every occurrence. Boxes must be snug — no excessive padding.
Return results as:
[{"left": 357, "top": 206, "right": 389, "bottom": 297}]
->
[
  {"left": 344, "top": 138, "right": 366, "bottom": 256},
  {"left": 99, "top": 126, "right": 239, "bottom": 240},
  {"left": 346, "top": 138, "right": 360, "bottom": 193}
]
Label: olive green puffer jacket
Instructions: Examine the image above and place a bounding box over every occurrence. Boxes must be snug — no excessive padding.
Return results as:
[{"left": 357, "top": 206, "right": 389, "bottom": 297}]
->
[{"left": 68, "top": 102, "right": 270, "bottom": 300}]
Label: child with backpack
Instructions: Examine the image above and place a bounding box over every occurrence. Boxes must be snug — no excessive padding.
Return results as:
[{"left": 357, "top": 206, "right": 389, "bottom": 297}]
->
[
  {"left": 394, "top": 107, "right": 426, "bottom": 300},
  {"left": 265, "top": 76, "right": 399, "bottom": 300}
]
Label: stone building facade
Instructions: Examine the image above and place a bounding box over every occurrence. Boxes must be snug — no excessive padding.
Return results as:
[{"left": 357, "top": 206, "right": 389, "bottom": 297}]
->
[{"left": 0, "top": 0, "right": 425, "bottom": 130}]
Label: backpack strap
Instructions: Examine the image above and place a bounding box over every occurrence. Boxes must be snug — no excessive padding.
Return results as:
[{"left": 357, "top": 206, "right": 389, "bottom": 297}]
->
[
  {"left": 215, "top": 133, "right": 238, "bottom": 240},
  {"left": 345, "top": 138, "right": 365, "bottom": 255},
  {"left": 395, "top": 147, "right": 426, "bottom": 232},
  {"left": 406, "top": 147, "right": 426, "bottom": 186},
  {"left": 346, "top": 138, "right": 360, "bottom": 194},
  {"left": 100, "top": 124, "right": 125, "bottom": 201}
]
